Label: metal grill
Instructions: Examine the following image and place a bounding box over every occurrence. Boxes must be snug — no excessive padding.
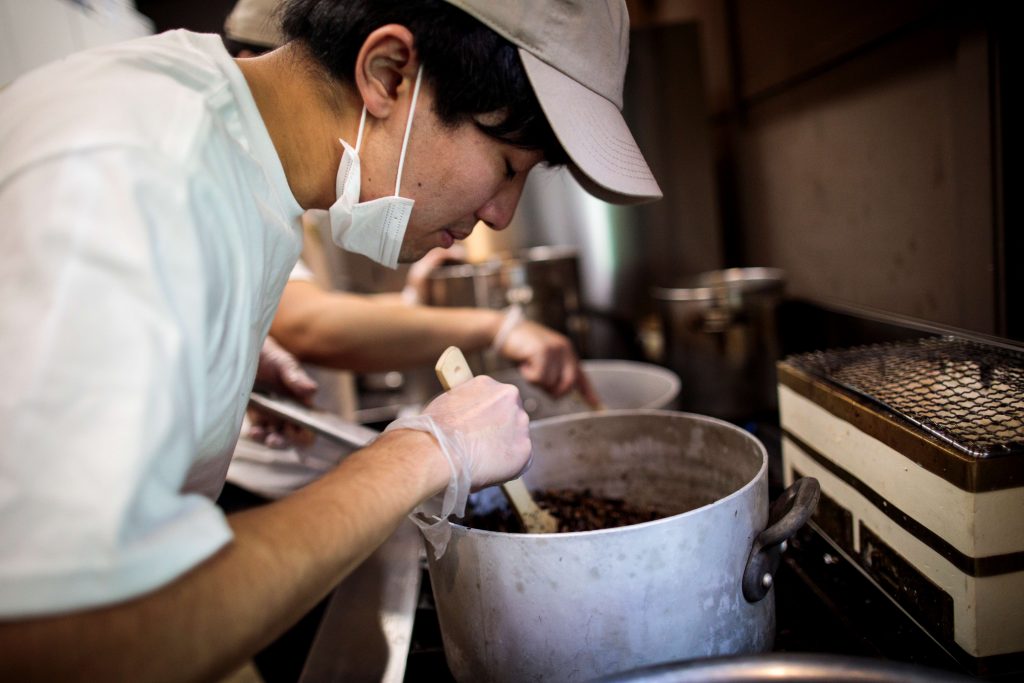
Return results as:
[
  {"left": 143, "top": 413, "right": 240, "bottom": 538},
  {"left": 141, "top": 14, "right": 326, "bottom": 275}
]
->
[{"left": 787, "top": 336, "right": 1024, "bottom": 458}]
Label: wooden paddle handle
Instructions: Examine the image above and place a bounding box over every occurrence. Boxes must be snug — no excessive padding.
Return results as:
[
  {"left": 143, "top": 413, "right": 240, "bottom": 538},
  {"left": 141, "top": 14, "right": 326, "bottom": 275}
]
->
[
  {"left": 435, "top": 346, "right": 474, "bottom": 391},
  {"left": 433, "top": 346, "right": 558, "bottom": 534}
]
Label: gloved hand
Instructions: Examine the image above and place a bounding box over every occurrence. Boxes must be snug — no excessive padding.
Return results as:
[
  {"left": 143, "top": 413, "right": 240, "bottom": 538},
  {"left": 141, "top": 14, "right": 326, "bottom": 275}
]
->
[
  {"left": 247, "top": 336, "right": 319, "bottom": 449},
  {"left": 493, "top": 307, "right": 601, "bottom": 408},
  {"left": 253, "top": 335, "right": 319, "bottom": 401},
  {"left": 384, "top": 375, "right": 531, "bottom": 556}
]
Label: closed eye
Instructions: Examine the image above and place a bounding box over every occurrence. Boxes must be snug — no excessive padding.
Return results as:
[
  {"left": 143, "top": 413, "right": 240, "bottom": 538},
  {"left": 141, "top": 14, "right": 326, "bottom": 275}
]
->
[{"left": 504, "top": 160, "right": 516, "bottom": 181}]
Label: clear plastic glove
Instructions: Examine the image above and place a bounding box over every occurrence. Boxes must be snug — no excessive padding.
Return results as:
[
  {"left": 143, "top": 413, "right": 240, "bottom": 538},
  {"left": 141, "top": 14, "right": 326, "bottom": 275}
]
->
[
  {"left": 493, "top": 306, "right": 601, "bottom": 408},
  {"left": 384, "top": 375, "right": 531, "bottom": 557},
  {"left": 247, "top": 336, "right": 319, "bottom": 449}
]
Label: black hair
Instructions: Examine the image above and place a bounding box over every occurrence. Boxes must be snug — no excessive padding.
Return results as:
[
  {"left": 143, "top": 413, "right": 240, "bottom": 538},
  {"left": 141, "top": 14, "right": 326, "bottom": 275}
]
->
[
  {"left": 279, "top": 0, "right": 567, "bottom": 165},
  {"left": 223, "top": 37, "right": 272, "bottom": 58}
]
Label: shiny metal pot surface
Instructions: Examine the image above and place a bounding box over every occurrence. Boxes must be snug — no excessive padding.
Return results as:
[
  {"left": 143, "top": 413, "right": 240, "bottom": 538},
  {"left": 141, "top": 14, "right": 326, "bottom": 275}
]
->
[
  {"left": 597, "top": 653, "right": 974, "bottom": 682},
  {"left": 425, "top": 246, "right": 586, "bottom": 372},
  {"left": 652, "top": 268, "right": 784, "bottom": 423},
  {"left": 427, "top": 410, "right": 819, "bottom": 682}
]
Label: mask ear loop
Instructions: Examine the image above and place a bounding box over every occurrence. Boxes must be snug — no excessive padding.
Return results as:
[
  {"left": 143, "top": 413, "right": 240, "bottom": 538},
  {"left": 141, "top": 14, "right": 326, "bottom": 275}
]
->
[
  {"left": 394, "top": 65, "right": 424, "bottom": 196},
  {"left": 354, "top": 105, "right": 368, "bottom": 153}
]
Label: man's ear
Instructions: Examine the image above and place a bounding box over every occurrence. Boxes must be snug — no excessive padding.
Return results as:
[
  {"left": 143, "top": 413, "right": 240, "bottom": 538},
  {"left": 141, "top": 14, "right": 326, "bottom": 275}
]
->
[{"left": 354, "top": 25, "right": 419, "bottom": 119}]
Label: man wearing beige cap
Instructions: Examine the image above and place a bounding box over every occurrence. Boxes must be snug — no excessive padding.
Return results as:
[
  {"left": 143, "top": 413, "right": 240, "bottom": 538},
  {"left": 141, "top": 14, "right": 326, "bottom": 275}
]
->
[
  {"left": 219, "top": 0, "right": 599, "bottom": 504},
  {"left": 0, "top": 1, "right": 659, "bottom": 680}
]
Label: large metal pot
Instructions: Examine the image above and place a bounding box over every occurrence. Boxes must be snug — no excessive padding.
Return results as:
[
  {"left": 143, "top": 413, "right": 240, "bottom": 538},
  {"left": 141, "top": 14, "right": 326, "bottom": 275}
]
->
[
  {"left": 427, "top": 410, "right": 819, "bottom": 682},
  {"left": 489, "top": 360, "right": 681, "bottom": 419},
  {"left": 597, "top": 653, "right": 974, "bottom": 682},
  {"left": 652, "top": 268, "right": 784, "bottom": 423}
]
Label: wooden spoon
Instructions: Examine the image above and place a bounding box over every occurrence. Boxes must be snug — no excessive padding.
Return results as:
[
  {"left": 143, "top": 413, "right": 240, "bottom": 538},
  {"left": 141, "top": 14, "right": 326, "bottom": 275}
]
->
[{"left": 435, "top": 346, "right": 559, "bottom": 534}]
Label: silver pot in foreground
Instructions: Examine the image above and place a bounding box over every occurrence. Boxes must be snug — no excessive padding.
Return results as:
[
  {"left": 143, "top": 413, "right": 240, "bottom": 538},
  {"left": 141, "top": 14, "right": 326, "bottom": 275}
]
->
[{"left": 426, "top": 410, "right": 819, "bottom": 682}]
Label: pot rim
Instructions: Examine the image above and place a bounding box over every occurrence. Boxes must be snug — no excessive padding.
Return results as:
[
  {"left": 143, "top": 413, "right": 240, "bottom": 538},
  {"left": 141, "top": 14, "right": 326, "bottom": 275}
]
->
[
  {"left": 518, "top": 244, "right": 578, "bottom": 263},
  {"left": 451, "top": 408, "right": 769, "bottom": 539},
  {"left": 491, "top": 360, "right": 682, "bottom": 411},
  {"left": 427, "top": 245, "right": 579, "bottom": 282},
  {"left": 651, "top": 267, "right": 785, "bottom": 302}
]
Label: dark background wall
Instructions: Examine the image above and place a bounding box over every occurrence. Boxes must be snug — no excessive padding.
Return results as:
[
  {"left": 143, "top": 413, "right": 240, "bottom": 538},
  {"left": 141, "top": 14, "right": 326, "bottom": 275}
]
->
[
  {"left": 135, "top": 0, "right": 236, "bottom": 34},
  {"left": 626, "top": 0, "right": 1015, "bottom": 341}
]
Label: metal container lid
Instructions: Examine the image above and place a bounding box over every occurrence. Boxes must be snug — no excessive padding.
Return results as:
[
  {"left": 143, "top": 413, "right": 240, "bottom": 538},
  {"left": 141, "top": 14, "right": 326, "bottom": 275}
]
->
[
  {"left": 517, "top": 244, "right": 579, "bottom": 263},
  {"left": 427, "top": 245, "right": 580, "bottom": 281},
  {"left": 426, "top": 260, "right": 501, "bottom": 281},
  {"left": 651, "top": 267, "right": 785, "bottom": 302}
]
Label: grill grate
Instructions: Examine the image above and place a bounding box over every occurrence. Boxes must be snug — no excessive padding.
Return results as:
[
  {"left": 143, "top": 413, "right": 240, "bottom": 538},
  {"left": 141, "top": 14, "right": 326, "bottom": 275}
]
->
[{"left": 786, "top": 336, "right": 1024, "bottom": 458}]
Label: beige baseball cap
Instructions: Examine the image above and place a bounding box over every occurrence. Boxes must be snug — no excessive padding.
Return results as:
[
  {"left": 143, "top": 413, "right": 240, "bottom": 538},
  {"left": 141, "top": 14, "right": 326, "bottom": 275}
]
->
[
  {"left": 224, "top": 0, "right": 284, "bottom": 49},
  {"left": 443, "top": 0, "right": 662, "bottom": 205}
]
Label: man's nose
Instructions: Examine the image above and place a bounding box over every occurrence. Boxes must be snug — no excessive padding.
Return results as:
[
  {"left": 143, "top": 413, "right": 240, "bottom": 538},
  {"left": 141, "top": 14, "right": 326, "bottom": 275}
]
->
[{"left": 476, "top": 182, "right": 527, "bottom": 231}]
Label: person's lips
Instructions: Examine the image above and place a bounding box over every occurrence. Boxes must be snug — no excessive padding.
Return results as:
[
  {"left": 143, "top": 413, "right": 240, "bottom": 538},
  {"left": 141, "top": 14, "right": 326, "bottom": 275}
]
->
[{"left": 443, "top": 229, "right": 472, "bottom": 243}]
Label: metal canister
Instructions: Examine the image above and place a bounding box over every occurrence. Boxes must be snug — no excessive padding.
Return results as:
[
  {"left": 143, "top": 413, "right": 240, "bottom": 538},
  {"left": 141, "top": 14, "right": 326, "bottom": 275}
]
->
[
  {"left": 425, "top": 246, "right": 585, "bottom": 372},
  {"left": 652, "top": 268, "right": 785, "bottom": 423}
]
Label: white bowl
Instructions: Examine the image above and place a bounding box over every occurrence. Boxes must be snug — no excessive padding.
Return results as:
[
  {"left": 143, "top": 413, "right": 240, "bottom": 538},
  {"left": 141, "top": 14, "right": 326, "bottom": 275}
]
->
[{"left": 489, "top": 359, "right": 681, "bottom": 419}]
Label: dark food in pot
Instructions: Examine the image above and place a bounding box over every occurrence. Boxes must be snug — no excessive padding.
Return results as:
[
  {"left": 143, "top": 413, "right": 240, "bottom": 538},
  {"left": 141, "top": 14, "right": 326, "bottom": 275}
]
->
[{"left": 467, "top": 488, "right": 664, "bottom": 533}]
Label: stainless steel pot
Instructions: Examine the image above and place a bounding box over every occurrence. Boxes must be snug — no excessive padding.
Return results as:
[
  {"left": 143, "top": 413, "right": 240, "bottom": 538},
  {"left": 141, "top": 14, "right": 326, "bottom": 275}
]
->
[
  {"left": 425, "top": 246, "right": 586, "bottom": 372},
  {"left": 597, "top": 653, "right": 974, "bottom": 682},
  {"left": 426, "top": 410, "right": 819, "bottom": 682},
  {"left": 652, "top": 268, "right": 784, "bottom": 423},
  {"left": 489, "top": 360, "right": 681, "bottom": 419}
]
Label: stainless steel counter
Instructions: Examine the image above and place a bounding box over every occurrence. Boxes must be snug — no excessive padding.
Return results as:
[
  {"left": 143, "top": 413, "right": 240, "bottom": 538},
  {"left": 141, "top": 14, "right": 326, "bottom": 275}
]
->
[{"left": 299, "top": 520, "right": 424, "bottom": 682}]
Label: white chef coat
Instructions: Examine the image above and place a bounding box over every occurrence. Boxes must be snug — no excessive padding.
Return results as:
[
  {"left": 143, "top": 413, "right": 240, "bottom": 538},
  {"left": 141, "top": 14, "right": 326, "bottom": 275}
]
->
[{"left": 0, "top": 30, "right": 304, "bottom": 616}]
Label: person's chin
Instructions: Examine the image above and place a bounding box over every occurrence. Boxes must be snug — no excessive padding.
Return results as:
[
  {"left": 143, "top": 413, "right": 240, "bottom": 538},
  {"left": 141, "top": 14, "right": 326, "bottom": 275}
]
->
[
  {"left": 398, "top": 243, "right": 428, "bottom": 264},
  {"left": 399, "top": 228, "right": 461, "bottom": 263}
]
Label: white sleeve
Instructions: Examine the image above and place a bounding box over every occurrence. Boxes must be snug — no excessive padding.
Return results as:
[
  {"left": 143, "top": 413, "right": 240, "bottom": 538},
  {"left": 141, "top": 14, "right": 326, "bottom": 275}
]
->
[{"left": 0, "top": 149, "right": 233, "bottom": 617}]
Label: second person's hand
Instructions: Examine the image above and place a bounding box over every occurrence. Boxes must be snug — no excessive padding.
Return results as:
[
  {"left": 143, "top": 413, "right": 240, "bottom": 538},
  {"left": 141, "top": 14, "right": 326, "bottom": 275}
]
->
[
  {"left": 248, "top": 335, "right": 320, "bottom": 448},
  {"left": 496, "top": 317, "right": 601, "bottom": 408}
]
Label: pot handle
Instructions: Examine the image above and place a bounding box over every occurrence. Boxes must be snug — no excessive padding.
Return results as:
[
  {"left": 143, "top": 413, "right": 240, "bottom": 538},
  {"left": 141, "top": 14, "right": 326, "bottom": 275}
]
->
[{"left": 741, "top": 477, "right": 820, "bottom": 602}]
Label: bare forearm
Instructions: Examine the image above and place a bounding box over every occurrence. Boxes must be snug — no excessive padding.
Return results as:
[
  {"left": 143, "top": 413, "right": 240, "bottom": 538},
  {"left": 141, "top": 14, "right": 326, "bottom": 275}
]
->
[
  {"left": 0, "top": 430, "right": 445, "bottom": 683},
  {"left": 270, "top": 283, "right": 503, "bottom": 371}
]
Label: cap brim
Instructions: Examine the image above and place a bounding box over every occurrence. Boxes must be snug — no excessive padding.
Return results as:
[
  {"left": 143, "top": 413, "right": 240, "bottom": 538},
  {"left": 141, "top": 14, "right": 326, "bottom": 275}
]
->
[{"left": 519, "top": 49, "right": 662, "bottom": 206}]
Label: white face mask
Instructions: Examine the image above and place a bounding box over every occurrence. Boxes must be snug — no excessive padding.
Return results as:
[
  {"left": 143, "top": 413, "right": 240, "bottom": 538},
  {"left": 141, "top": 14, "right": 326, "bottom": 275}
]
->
[{"left": 328, "top": 66, "right": 423, "bottom": 269}]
